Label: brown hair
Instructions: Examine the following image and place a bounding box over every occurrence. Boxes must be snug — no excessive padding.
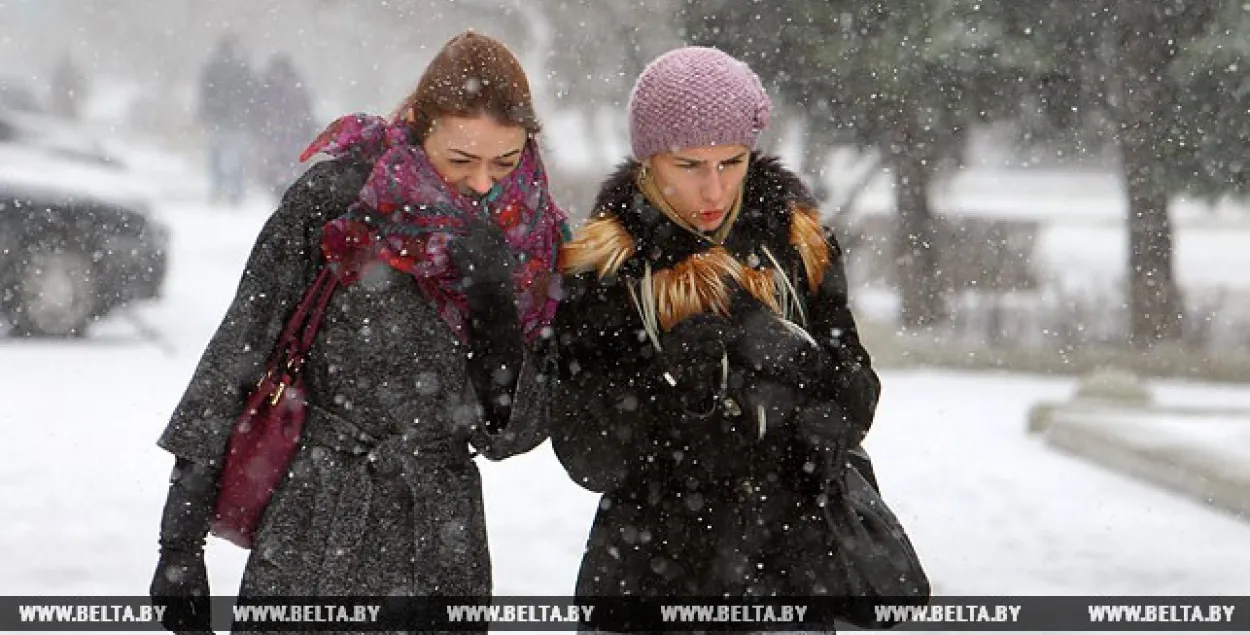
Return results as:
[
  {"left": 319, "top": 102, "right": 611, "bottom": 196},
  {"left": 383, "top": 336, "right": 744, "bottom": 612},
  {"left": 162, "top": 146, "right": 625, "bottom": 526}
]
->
[{"left": 394, "top": 31, "right": 541, "bottom": 142}]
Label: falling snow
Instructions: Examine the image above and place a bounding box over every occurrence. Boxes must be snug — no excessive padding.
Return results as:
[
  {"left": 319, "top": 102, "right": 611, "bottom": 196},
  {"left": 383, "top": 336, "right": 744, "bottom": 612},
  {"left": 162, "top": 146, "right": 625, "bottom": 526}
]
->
[{"left": 3, "top": 0, "right": 1250, "bottom": 611}]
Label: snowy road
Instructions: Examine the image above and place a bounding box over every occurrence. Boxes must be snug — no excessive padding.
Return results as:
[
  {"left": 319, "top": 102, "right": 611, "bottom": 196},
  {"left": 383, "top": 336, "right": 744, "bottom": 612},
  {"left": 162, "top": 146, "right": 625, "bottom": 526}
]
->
[{"left": 2, "top": 191, "right": 1248, "bottom": 623}]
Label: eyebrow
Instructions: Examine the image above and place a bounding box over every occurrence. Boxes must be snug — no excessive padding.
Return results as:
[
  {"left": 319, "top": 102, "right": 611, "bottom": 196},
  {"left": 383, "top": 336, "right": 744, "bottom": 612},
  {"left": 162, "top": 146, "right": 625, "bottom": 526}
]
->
[
  {"left": 674, "top": 151, "right": 749, "bottom": 166},
  {"left": 449, "top": 148, "right": 523, "bottom": 160}
]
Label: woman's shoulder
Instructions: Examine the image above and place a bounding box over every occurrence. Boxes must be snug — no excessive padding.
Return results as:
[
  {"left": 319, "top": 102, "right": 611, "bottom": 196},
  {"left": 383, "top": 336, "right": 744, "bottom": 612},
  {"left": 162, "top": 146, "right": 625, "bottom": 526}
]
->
[
  {"left": 589, "top": 158, "right": 643, "bottom": 219},
  {"left": 735, "top": 154, "right": 830, "bottom": 239},
  {"left": 246, "top": 157, "right": 372, "bottom": 254},
  {"left": 743, "top": 154, "right": 818, "bottom": 212},
  {"left": 559, "top": 159, "right": 647, "bottom": 280},
  {"left": 263, "top": 156, "right": 371, "bottom": 232},
  {"left": 281, "top": 156, "right": 372, "bottom": 211}
]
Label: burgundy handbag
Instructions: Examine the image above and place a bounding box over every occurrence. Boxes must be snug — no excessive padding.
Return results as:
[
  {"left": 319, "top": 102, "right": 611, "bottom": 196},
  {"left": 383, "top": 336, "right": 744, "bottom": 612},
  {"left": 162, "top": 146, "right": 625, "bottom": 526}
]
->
[{"left": 210, "top": 268, "right": 338, "bottom": 549}]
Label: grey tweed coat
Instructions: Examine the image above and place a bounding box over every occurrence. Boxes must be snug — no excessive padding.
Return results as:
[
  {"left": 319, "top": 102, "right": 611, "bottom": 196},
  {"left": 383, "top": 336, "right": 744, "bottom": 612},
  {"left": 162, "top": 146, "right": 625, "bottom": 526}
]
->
[{"left": 158, "top": 157, "right": 552, "bottom": 604}]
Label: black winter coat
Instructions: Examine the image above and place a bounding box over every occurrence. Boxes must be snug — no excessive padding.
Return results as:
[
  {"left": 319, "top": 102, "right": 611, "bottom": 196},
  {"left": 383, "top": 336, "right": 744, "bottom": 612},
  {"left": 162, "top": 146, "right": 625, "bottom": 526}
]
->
[
  {"left": 158, "top": 157, "right": 552, "bottom": 605},
  {"left": 550, "top": 155, "right": 882, "bottom": 599}
]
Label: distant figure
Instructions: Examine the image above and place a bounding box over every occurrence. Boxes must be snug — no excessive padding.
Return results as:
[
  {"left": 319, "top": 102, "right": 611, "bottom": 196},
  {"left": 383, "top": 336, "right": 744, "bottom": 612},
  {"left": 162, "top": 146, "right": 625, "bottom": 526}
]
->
[
  {"left": 197, "top": 32, "right": 255, "bottom": 206},
  {"left": 49, "top": 54, "right": 87, "bottom": 120},
  {"left": 250, "top": 53, "right": 317, "bottom": 197}
]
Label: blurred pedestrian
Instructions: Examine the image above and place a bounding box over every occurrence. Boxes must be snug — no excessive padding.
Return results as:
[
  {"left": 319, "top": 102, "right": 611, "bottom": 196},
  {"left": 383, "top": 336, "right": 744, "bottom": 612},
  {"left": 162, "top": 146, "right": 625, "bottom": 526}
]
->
[
  {"left": 251, "top": 52, "right": 317, "bottom": 198},
  {"left": 49, "top": 53, "right": 86, "bottom": 120},
  {"left": 197, "top": 32, "right": 255, "bottom": 206}
]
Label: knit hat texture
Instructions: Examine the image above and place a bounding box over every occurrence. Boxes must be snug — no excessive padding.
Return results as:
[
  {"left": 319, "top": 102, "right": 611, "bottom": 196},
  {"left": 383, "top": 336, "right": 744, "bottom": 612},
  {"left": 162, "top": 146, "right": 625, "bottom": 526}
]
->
[{"left": 627, "top": 46, "right": 772, "bottom": 161}]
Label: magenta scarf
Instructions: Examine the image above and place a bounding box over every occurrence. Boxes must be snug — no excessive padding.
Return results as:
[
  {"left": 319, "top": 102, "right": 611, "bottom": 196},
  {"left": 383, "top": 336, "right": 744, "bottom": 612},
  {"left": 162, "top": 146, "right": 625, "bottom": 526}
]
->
[{"left": 300, "top": 113, "right": 568, "bottom": 344}]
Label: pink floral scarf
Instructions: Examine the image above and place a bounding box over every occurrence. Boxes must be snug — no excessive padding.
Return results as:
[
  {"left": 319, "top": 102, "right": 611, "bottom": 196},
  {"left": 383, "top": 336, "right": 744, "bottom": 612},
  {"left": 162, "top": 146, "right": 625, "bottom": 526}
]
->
[{"left": 300, "top": 113, "right": 569, "bottom": 344}]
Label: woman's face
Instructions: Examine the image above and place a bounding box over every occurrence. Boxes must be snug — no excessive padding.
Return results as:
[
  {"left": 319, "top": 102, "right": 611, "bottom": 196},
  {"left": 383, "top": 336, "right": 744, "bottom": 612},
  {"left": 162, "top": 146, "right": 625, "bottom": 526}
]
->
[
  {"left": 648, "top": 144, "right": 750, "bottom": 233},
  {"left": 423, "top": 114, "right": 528, "bottom": 196}
]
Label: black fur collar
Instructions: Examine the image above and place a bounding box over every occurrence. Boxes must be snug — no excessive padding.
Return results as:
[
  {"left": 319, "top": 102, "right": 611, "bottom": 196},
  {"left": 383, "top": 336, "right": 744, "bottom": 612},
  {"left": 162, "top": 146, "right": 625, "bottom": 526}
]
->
[{"left": 591, "top": 153, "right": 818, "bottom": 274}]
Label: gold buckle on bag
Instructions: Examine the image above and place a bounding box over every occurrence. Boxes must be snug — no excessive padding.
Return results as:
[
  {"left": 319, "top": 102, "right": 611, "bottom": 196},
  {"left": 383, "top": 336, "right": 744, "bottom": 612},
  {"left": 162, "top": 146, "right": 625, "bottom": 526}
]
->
[
  {"left": 264, "top": 358, "right": 300, "bottom": 405},
  {"left": 270, "top": 382, "right": 287, "bottom": 405}
]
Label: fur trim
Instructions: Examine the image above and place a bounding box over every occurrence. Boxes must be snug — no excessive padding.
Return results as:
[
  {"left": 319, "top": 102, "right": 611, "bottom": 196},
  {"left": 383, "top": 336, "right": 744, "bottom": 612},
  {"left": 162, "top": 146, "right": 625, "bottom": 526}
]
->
[
  {"left": 559, "top": 216, "right": 636, "bottom": 278},
  {"left": 644, "top": 248, "right": 785, "bottom": 331},
  {"left": 791, "top": 205, "right": 830, "bottom": 291},
  {"left": 738, "top": 267, "right": 781, "bottom": 315},
  {"left": 651, "top": 248, "right": 740, "bottom": 331}
]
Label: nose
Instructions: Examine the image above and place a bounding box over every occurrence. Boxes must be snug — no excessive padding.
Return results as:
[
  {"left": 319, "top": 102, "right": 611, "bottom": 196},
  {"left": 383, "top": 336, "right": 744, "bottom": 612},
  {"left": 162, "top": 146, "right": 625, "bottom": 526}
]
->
[
  {"left": 701, "top": 168, "right": 727, "bottom": 204},
  {"left": 464, "top": 166, "right": 494, "bottom": 196}
]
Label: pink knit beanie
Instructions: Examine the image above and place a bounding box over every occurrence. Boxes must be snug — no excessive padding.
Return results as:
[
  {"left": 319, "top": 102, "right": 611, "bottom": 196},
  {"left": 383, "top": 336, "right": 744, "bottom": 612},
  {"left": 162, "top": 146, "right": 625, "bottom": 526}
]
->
[{"left": 627, "top": 46, "right": 773, "bottom": 161}]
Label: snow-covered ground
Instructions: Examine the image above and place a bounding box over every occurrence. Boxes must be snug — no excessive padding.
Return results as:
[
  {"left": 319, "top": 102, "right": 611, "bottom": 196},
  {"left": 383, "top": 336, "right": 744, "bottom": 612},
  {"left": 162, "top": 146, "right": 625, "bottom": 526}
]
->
[{"left": 3, "top": 146, "right": 1250, "bottom": 626}]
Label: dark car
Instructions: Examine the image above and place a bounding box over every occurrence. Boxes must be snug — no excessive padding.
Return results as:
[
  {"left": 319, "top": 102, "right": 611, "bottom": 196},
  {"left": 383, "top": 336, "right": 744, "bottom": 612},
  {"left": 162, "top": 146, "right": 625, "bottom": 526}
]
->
[{"left": 0, "top": 108, "right": 169, "bottom": 337}]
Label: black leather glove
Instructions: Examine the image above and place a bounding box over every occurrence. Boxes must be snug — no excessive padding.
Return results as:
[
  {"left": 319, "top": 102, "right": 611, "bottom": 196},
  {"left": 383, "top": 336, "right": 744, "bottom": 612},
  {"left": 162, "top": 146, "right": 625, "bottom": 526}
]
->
[
  {"left": 151, "top": 458, "right": 217, "bottom": 634},
  {"left": 449, "top": 216, "right": 524, "bottom": 434},
  {"left": 655, "top": 313, "right": 736, "bottom": 417},
  {"left": 728, "top": 290, "right": 831, "bottom": 392},
  {"left": 729, "top": 369, "right": 803, "bottom": 441},
  {"left": 794, "top": 398, "right": 862, "bottom": 467}
]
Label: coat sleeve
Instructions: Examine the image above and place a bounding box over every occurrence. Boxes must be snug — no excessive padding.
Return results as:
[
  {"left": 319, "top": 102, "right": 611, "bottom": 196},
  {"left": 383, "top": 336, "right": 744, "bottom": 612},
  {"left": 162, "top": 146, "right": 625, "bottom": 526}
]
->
[
  {"left": 547, "top": 272, "right": 667, "bottom": 493},
  {"left": 465, "top": 219, "right": 572, "bottom": 461},
  {"left": 156, "top": 159, "right": 367, "bottom": 464},
  {"left": 800, "top": 224, "right": 882, "bottom": 445},
  {"left": 467, "top": 336, "right": 556, "bottom": 461}
]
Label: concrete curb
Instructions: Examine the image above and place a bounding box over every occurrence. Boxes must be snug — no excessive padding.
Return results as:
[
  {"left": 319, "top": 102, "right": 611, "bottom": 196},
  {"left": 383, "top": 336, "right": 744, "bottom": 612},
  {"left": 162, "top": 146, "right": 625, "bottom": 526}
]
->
[{"left": 1029, "top": 401, "right": 1250, "bottom": 522}]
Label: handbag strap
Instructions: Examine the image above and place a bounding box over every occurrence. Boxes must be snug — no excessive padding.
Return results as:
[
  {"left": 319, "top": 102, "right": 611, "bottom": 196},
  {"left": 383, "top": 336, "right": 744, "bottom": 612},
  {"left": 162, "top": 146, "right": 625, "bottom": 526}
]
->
[
  {"left": 298, "top": 269, "right": 339, "bottom": 353},
  {"left": 268, "top": 268, "right": 338, "bottom": 376}
]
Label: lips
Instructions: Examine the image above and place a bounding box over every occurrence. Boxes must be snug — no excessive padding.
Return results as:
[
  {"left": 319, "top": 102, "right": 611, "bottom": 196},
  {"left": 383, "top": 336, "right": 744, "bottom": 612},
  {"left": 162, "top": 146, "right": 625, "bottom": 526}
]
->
[{"left": 698, "top": 209, "right": 724, "bottom": 225}]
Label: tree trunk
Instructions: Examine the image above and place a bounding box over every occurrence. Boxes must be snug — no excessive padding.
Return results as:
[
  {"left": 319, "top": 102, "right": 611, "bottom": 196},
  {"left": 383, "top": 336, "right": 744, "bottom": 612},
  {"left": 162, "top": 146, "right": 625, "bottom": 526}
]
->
[
  {"left": 891, "top": 148, "right": 945, "bottom": 330},
  {"left": 1113, "top": 8, "right": 1186, "bottom": 349},
  {"left": 1120, "top": 140, "right": 1183, "bottom": 348}
]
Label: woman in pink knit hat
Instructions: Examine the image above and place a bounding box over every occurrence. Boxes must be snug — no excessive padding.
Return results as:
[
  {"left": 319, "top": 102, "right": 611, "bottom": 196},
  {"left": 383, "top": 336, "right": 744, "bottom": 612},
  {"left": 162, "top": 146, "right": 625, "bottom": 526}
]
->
[{"left": 549, "top": 47, "right": 928, "bottom": 630}]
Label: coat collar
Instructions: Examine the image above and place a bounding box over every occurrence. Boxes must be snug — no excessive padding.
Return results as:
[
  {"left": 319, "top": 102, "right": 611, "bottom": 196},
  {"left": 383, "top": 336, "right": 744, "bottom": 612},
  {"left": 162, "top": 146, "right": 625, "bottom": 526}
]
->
[
  {"left": 588, "top": 153, "right": 819, "bottom": 275},
  {"left": 559, "top": 154, "right": 831, "bottom": 332}
]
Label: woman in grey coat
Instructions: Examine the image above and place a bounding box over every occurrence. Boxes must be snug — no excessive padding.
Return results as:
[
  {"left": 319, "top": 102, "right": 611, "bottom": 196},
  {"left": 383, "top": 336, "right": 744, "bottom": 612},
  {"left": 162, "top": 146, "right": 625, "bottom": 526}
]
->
[{"left": 149, "top": 31, "right": 568, "bottom": 632}]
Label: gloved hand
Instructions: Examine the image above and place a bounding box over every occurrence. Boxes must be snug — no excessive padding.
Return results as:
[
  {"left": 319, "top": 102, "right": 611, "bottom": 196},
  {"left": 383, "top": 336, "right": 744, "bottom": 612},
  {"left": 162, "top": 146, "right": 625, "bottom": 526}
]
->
[
  {"left": 725, "top": 364, "right": 864, "bottom": 461},
  {"left": 655, "top": 313, "right": 736, "bottom": 417},
  {"left": 150, "top": 458, "right": 217, "bottom": 634},
  {"left": 449, "top": 215, "right": 516, "bottom": 293},
  {"left": 449, "top": 216, "right": 524, "bottom": 434},
  {"left": 151, "top": 547, "right": 211, "bottom": 634},
  {"left": 729, "top": 370, "right": 803, "bottom": 441},
  {"left": 728, "top": 291, "right": 830, "bottom": 392},
  {"left": 793, "top": 398, "right": 862, "bottom": 463}
]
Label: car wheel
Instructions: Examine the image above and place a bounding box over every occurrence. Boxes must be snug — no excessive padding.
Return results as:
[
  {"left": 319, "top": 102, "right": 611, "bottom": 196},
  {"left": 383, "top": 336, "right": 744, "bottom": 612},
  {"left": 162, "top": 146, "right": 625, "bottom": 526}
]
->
[{"left": 13, "top": 245, "right": 97, "bottom": 337}]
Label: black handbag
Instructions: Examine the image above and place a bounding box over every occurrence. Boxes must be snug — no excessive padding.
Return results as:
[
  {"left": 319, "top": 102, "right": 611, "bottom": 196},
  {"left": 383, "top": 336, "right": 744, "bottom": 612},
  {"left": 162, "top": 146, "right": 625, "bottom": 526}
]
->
[{"left": 821, "top": 446, "right": 931, "bottom": 628}]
